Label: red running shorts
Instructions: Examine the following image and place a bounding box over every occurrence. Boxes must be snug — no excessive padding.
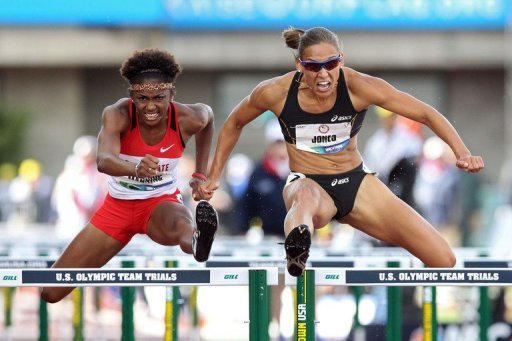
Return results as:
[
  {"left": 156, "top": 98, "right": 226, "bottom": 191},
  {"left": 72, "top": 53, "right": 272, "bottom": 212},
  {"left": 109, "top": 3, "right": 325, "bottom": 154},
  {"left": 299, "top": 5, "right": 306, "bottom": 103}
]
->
[{"left": 90, "top": 191, "right": 182, "bottom": 244}]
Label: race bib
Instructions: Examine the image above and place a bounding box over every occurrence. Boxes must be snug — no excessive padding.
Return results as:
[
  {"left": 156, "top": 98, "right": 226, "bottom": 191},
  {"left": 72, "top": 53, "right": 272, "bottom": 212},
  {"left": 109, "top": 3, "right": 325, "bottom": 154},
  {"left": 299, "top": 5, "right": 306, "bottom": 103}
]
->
[{"left": 296, "top": 122, "right": 351, "bottom": 154}]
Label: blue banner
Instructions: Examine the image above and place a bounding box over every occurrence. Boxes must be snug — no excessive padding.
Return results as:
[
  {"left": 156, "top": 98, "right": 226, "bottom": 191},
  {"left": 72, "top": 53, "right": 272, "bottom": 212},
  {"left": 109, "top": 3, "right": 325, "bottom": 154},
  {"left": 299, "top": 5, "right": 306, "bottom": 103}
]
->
[
  {"left": 165, "top": 0, "right": 512, "bottom": 30},
  {"left": 1, "top": 0, "right": 511, "bottom": 30},
  {"left": 0, "top": 0, "right": 168, "bottom": 26}
]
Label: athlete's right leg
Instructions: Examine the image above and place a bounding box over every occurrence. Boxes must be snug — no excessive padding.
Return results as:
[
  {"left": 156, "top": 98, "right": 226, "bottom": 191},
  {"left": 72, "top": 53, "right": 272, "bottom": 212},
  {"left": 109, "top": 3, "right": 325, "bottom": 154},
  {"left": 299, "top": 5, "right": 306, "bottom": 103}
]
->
[
  {"left": 282, "top": 178, "right": 337, "bottom": 235},
  {"left": 40, "top": 223, "right": 125, "bottom": 303},
  {"left": 282, "top": 178, "right": 337, "bottom": 276},
  {"left": 192, "top": 200, "right": 218, "bottom": 262}
]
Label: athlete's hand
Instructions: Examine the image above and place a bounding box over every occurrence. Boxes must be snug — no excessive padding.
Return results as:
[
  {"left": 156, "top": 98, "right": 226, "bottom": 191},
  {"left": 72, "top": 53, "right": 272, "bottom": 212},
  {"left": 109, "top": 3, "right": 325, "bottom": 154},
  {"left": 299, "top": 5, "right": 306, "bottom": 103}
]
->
[
  {"left": 189, "top": 177, "right": 207, "bottom": 201},
  {"left": 135, "top": 154, "right": 160, "bottom": 177},
  {"left": 455, "top": 155, "right": 484, "bottom": 173},
  {"left": 195, "top": 178, "right": 220, "bottom": 201}
]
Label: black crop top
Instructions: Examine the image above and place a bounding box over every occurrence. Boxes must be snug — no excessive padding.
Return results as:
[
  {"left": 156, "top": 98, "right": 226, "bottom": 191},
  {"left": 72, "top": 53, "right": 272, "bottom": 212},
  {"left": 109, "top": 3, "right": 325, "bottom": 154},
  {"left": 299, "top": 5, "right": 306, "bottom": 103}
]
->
[{"left": 277, "top": 69, "right": 367, "bottom": 154}]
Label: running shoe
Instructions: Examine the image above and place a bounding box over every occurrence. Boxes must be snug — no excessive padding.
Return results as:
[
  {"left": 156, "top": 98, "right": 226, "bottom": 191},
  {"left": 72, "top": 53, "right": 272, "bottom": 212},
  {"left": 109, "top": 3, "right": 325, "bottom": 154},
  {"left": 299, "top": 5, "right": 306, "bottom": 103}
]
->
[
  {"left": 192, "top": 200, "right": 218, "bottom": 262},
  {"left": 284, "top": 224, "right": 311, "bottom": 277}
]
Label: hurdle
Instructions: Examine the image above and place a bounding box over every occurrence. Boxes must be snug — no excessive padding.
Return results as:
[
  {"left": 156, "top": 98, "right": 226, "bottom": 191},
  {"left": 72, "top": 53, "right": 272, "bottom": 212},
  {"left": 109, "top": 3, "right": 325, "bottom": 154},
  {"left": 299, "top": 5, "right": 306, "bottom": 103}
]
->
[
  {"left": 0, "top": 257, "right": 55, "bottom": 341},
  {"left": 286, "top": 257, "right": 411, "bottom": 341},
  {"left": 286, "top": 267, "right": 512, "bottom": 341},
  {"left": 460, "top": 259, "right": 512, "bottom": 341},
  {"left": 1, "top": 255, "right": 192, "bottom": 341},
  {"left": 415, "top": 257, "right": 510, "bottom": 341},
  {"left": 0, "top": 243, "right": 505, "bottom": 340},
  {"left": 152, "top": 255, "right": 283, "bottom": 340},
  {"left": 0, "top": 267, "right": 278, "bottom": 341},
  {"left": 204, "top": 255, "right": 412, "bottom": 340},
  {"left": 149, "top": 253, "right": 512, "bottom": 341}
]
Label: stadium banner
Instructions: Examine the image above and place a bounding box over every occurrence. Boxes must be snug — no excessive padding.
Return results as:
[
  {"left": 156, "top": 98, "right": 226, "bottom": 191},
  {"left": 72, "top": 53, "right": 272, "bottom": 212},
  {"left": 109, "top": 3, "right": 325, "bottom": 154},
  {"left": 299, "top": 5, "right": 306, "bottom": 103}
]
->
[{"left": 1, "top": 0, "right": 510, "bottom": 30}]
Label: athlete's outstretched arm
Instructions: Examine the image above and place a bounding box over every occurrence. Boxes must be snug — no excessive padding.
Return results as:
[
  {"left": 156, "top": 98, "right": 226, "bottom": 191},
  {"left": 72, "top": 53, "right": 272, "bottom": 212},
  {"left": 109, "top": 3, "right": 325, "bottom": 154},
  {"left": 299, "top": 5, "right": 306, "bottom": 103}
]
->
[
  {"left": 187, "top": 104, "right": 215, "bottom": 200},
  {"left": 347, "top": 69, "right": 484, "bottom": 173},
  {"left": 200, "top": 81, "right": 276, "bottom": 199},
  {"left": 195, "top": 104, "right": 215, "bottom": 174}
]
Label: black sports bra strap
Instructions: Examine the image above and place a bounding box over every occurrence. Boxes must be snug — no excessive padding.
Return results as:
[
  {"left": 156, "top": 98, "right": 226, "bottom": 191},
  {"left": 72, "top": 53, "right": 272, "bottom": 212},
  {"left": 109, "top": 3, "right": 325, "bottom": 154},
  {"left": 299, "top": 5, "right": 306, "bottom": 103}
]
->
[
  {"left": 336, "top": 69, "right": 358, "bottom": 113},
  {"left": 291, "top": 71, "right": 302, "bottom": 96},
  {"left": 281, "top": 71, "right": 301, "bottom": 114}
]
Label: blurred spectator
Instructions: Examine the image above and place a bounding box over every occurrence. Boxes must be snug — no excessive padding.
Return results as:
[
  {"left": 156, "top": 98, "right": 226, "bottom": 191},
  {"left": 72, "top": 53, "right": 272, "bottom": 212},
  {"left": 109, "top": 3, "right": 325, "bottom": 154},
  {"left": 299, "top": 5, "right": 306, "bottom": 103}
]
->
[
  {"left": 363, "top": 107, "right": 423, "bottom": 207},
  {"left": 226, "top": 153, "right": 254, "bottom": 201},
  {"left": 0, "top": 163, "right": 17, "bottom": 221},
  {"left": 458, "top": 170, "right": 484, "bottom": 247},
  {"left": 219, "top": 153, "right": 254, "bottom": 235},
  {"left": 52, "top": 135, "right": 107, "bottom": 238},
  {"left": 414, "top": 136, "right": 462, "bottom": 245},
  {"left": 176, "top": 153, "right": 196, "bottom": 209},
  {"left": 241, "top": 120, "right": 289, "bottom": 238},
  {"left": 8, "top": 158, "right": 54, "bottom": 225}
]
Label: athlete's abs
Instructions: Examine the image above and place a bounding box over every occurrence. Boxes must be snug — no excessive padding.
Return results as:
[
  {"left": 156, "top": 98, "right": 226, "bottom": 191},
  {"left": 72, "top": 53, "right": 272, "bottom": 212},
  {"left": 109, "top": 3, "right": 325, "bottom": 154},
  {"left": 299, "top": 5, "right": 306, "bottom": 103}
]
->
[{"left": 286, "top": 136, "right": 363, "bottom": 174}]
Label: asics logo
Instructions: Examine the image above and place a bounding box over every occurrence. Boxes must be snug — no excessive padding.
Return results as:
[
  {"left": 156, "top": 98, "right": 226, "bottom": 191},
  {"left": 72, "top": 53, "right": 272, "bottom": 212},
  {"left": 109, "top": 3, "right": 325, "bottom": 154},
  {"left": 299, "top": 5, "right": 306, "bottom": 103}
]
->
[
  {"left": 331, "top": 177, "right": 349, "bottom": 186},
  {"left": 330, "top": 115, "right": 351, "bottom": 122},
  {"left": 160, "top": 144, "right": 174, "bottom": 153}
]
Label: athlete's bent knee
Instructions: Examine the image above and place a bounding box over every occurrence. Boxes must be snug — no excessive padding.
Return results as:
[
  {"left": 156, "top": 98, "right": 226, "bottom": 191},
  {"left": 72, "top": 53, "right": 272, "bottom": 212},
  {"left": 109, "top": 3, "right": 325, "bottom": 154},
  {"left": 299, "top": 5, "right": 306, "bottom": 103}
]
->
[
  {"left": 444, "top": 251, "right": 457, "bottom": 268},
  {"left": 434, "top": 249, "right": 456, "bottom": 268},
  {"left": 40, "top": 288, "right": 65, "bottom": 304}
]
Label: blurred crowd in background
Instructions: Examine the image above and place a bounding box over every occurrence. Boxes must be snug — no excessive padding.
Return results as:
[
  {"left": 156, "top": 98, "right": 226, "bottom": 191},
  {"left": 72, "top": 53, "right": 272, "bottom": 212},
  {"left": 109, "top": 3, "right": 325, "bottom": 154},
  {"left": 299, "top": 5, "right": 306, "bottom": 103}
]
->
[{"left": 0, "top": 135, "right": 107, "bottom": 238}]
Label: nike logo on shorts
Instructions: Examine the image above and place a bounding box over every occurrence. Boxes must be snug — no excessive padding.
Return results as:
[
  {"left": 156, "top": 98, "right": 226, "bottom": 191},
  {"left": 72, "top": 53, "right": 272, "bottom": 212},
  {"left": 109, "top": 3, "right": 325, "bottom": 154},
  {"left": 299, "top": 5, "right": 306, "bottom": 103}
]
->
[
  {"left": 160, "top": 144, "right": 174, "bottom": 153},
  {"left": 285, "top": 172, "right": 306, "bottom": 187}
]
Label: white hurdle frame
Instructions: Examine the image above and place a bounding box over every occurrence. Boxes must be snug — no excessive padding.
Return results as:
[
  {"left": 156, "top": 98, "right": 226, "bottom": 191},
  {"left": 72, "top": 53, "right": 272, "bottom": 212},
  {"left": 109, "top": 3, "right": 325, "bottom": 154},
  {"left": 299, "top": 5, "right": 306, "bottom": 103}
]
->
[
  {"left": 0, "top": 267, "right": 278, "bottom": 287},
  {"left": 0, "top": 267, "right": 278, "bottom": 341}
]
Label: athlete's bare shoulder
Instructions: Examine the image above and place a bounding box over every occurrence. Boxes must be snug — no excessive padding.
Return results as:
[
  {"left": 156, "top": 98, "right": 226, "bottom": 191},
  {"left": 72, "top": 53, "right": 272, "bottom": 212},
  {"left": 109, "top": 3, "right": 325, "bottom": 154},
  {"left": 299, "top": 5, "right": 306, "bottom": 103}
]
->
[
  {"left": 341, "top": 66, "right": 368, "bottom": 85},
  {"left": 250, "top": 71, "right": 295, "bottom": 112},
  {"left": 174, "top": 101, "right": 213, "bottom": 136},
  {"left": 255, "top": 72, "right": 294, "bottom": 96},
  {"left": 101, "top": 98, "right": 131, "bottom": 132},
  {"left": 174, "top": 102, "right": 212, "bottom": 119},
  {"left": 103, "top": 98, "right": 130, "bottom": 117},
  {"left": 342, "top": 67, "right": 386, "bottom": 111}
]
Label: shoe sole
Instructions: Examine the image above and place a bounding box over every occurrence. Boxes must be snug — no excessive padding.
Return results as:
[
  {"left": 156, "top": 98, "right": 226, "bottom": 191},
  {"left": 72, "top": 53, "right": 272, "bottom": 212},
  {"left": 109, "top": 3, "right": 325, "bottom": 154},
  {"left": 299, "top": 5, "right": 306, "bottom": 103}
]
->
[
  {"left": 194, "top": 200, "right": 218, "bottom": 262},
  {"left": 285, "top": 226, "right": 311, "bottom": 277}
]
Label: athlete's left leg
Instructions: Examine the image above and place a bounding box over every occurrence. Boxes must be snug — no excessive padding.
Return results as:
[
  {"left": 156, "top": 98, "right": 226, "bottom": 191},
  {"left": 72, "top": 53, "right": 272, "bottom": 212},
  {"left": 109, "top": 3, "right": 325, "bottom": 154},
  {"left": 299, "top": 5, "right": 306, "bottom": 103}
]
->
[
  {"left": 342, "top": 174, "right": 456, "bottom": 268},
  {"left": 41, "top": 224, "right": 125, "bottom": 303}
]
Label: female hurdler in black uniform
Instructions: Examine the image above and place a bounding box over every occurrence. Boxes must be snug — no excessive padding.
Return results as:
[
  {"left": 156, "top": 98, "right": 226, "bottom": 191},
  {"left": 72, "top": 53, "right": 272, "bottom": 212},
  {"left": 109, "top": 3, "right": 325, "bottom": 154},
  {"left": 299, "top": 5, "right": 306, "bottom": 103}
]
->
[{"left": 199, "top": 27, "right": 484, "bottom": 276}]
